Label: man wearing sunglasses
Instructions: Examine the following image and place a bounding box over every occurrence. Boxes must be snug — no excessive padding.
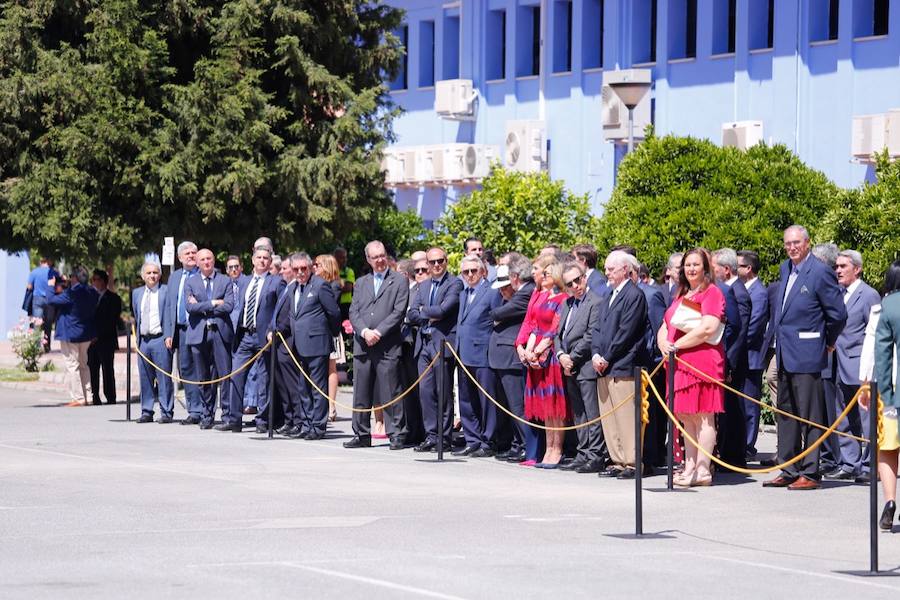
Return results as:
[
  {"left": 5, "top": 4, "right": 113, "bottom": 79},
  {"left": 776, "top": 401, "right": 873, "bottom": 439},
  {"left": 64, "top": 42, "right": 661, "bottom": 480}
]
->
[{"left": 408, "top": 247, "right": 464, "bottom": 452}]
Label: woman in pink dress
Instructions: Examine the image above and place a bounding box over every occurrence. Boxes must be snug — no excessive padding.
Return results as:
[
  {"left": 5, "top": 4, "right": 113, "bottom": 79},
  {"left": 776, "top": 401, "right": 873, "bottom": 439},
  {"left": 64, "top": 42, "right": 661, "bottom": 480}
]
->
[
  {"left": 657, "top": 248, "right": 725, "bottom": 487},
  {"left": 516, "top": 256, "right": 569, "bottom": 468}
]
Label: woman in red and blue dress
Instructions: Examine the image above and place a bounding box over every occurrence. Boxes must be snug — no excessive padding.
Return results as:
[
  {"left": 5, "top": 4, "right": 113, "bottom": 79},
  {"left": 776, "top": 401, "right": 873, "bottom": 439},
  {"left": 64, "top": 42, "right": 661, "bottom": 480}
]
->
[{"left": 516, "top": 256, "right": 569, "bottom": 468}]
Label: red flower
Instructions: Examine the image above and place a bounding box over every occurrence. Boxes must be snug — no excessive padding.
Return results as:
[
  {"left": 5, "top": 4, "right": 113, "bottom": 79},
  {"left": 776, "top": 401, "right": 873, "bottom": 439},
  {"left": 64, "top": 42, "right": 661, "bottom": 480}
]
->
[{"left": 342, "top": 319, "right": 354, "bottom": 334}]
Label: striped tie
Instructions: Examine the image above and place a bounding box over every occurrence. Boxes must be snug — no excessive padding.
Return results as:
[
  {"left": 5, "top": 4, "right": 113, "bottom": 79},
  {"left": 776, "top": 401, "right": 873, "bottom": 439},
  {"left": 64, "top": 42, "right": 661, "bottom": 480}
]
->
[{"left": 245, "top": 277, "right": 260, "bottom": 329}]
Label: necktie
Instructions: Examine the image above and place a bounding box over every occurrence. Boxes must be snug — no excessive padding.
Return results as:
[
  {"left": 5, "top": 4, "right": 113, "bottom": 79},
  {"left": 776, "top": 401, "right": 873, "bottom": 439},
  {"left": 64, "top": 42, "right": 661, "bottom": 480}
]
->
[
  {"left": 429, "top": 281, "right": 438, "bottom": 305},
  {"left": 140, "top": 289, "right": 151, "bottom": 335},
  {"left": 245, "top": 276, "right": 260, "bottom": 328},
  {"left": 563, "top": 298, "right": 579, "bottom": 349},
  {"left": 205, "top": 277, "right": 212, "bottom": 298},
  {"left": 178, "top": 276, "right": 188, "bottom": 325},
  {"left": 466, "top": 287, "right": 476, "bottom": 305},
  {"left": 783, "top": 266, "right": 800, "bottom": 309},
  {"left": 374, "top": 274, "right": 383, "bottom": 295},
  {"left": 293, "top": 285, "right": 300, "bottom": 312},
  {"left": 608, "top": 288, "right": 618, "bottom": 307}
]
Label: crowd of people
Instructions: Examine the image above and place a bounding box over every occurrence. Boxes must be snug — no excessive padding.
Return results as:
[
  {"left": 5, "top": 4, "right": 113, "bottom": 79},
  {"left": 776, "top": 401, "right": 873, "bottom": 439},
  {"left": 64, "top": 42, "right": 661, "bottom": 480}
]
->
[{"left": 22, "top": 227, "right": 900, "bottom": 524}]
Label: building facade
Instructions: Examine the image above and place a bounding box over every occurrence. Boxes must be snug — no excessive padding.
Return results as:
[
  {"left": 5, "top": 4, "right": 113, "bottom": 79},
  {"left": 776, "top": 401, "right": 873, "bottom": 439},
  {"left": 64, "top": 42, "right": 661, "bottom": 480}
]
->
[{"left": 384, "top": 0, "right": 900, "bottom": 224}]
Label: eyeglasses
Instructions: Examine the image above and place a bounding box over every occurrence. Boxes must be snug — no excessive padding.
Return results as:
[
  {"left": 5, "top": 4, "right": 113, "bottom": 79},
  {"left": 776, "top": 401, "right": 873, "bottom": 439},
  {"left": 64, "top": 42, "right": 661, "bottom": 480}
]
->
[
  {"left": 226, "top": 265, "right": 240, "bottom": 271},
  {"left": 737, "top": 264, "right": 750, "bottom": 270},
  {"left": 461, "top": 268, "right": 480, "bottom": 276},
  {"left": 368, "top": 253, "right": 387, "bottom": 261},
  {"left": 414, "top": 267, "right": 429, "bottom": 274},
  {"left": 564, "top": 275, "right": 583, "bottom": 288},
  {"left": 296, "top": 266, "right": 309, "bottom": 272},
  {"left": 783, "top": 240, "right": 804, "bottom": 247},
  {"left": 428, "top": 258, "right": 446, "bottom": 265},
  {"left": 542, "top": 270, "right": 552, "bottom": 277}
]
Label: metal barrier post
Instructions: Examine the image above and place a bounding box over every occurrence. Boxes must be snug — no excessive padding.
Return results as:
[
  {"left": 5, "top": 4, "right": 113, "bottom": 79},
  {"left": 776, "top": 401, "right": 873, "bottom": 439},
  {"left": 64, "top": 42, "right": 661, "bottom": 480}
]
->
[
  {"left": 870, "top": 386, "right": 879, "bottom": 574},
  {"left": 268, "top": 337, "right": 277, "bottom": 439},
  {"left": 634, "top": 367, "right": 643, "bottom": 536},
  {"left": 667, "top": 351, "right": 676, "bottom": 490},
  {"left": 126, "top": 328, "right": 132, "bottom": 422}
]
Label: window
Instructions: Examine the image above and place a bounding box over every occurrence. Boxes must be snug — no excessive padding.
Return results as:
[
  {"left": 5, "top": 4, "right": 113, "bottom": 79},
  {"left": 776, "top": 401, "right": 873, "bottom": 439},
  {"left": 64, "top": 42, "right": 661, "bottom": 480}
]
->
[
  {"left": 418, "top": 20, "right": 435, "bottom": 87},
  {"left": 517, "top": 5, "right": 541, "bottom": 77},
  {"left": 668, "top": 0, "right": 697, "bottom": 59},
  {"left": 582, "top": 0, "right": 604, "bottom": 69},
  {"left": 712, "top": 0, "right": 736, "bottom": 54},
  {"left": 389, "top": 25, "right": 408, "bottom": 90},
  {"left": 632, "top": 0, "right": 657, "bottom": 64},
  {"left": 854, "top": 0, "right": 889, "bottom": 38},
  {"left": 810, "top": 0, "right": 840, "bottom": 42},
  {"left": 552, "top": 0, "right": 573, "bottom": 72},
  {"left": 748, "top": 0, "right": 774, "bottom": 50},
  {"left": 486, "top": 9, "right": 506, "bottom": 80},
  {"left": 443, "top": 14, "right": 460, "bottom": 79}
]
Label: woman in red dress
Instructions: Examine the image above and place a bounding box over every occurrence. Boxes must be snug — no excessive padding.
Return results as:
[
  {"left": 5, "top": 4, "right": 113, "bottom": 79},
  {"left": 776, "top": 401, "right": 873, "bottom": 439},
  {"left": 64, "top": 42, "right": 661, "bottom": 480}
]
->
[
  {"left": 657, "top": 248, "right": 726, "bottom": 487},
  {"left": 516, "top": 256, "right": 569, "bottom": 468}
]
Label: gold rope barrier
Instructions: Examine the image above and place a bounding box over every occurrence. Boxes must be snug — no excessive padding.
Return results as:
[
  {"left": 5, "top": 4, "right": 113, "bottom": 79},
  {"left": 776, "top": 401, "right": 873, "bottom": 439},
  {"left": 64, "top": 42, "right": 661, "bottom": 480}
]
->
[
  {"left": 277, "top": 331, "right": 437, "bottom": 413},
  {"left": 130, "top": 324, "right": 270, "bottom": 385},
  {"left": 642, "top": 369, "right": 869, "bottom": 475},
  {"left": 672, "top": 354, "right": 868, "bottom": 444}
]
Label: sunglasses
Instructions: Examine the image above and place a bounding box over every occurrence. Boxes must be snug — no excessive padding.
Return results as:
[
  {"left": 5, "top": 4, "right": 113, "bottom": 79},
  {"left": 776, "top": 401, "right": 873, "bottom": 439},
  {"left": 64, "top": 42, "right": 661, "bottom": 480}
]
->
[
  {"left": 414, "top": 267, "right": 429, "bottom": 274},
  {"left": 428, "top": 258, "right": 446, "bottom": 265},
  {"left": 226, "top": 265, "right": 241, "bottom": 271},
  {"left": 296, "top": 266, "right": 309, "bottom": 272},
  {"left": 461, "top": 268, "right": 480, "bottom": 276},
  {"left": 564, "top": 275, "right": 583, "bottom": 288},
  {"left": 312, "top": 263, "right": 319, "bottom": 268}
]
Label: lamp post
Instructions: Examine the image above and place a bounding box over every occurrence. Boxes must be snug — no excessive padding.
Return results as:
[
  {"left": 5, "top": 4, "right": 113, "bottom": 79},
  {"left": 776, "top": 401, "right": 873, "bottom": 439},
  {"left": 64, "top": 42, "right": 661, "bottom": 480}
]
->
[{"left": 606, "top": 69, "right": 652, "bottom": 155}]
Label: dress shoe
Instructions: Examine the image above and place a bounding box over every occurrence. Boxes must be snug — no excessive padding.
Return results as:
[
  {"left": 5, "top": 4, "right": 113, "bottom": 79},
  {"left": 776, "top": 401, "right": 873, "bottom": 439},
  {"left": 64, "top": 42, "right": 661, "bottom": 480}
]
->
[
  {"left": 599, "top": 467, "right": 622, "bottom": 478},
  {"left": 880, "top": 500, "right": 897, "bottom": 530},
  {"left": 495, "top": 449, "right": 512, "bottom": 461},
  {"left": 617, "top": 467, "right": 636, "bottom": 480},
  {"left": 275, "top": 424, "right": 292, "bottom": 435},
  {"left": 470, "top": 448, "right": 496, "bottom": 458},
  {"left": 762, "top": 474, "right": 797, "bottom": 488},
  {"left": 288, "top": 428, "right": 308, "bottom": 439},
  {"left": 855, "top": 472, "right": 872, "bottom": 484},
  {"left": 305, "top": 431, "right": 325, "bottom": 441},
  {"left": 106, "top": 399, "right": 116, "bottom": 405},
  {"left": 199, "top": 420, "right": 213, "bottom": 430},
  {"left": 243, "top": 406, "right": 258, "bottom": 415},
  {"left": 157, "top": 416, "right": 173, "bottom": 424},
  {"left": 214, "top": 422, "right": 241, "bottom": 432},
  {"left": 343, "top": 436, "right": 371, "bottom": 448},
  {"left": 281, "top": 425, "right": 301, "bottom": 437},
  {"left": 389, "top": 438, "right": 405, "bottom": 451},
  {"left": 181, "top": 416, "right": 201, "bottom": 425},
  {"left": 452, "top": 445, "right": 479, "bottom": 457},
  {"left": 787, "top": 476, "right": 821, "bottom": 491},
  {"left": 824, "top": 468, "right": 855, "bottom": 481},
  {"left": 576, "top": 459, "right": 604, "bottom": 474},
  {"left": 92, "top": 398, "right": 103, "bottom": 406},
  {"left": 759, "top": 458, "right": 776, "bottom": 467},
  {"left": 642, "top": 464, "right": 656, "bottom": 477},
  {"left": 137, "top": 414, "right": 153, "bottom": 423},
  {"left": 506, "top": 450, "right": 527, "bottom": 463},
  {"left": 414, "top": 440, "right": 437, "bottom": 453},
  {"left": 255, "top": 424, "right": 269, "bottom": 434},
  {"left": 560, "top": 459, "right": 587, "bottom": 472},
  {"left": 535, "top": 462, "right": 560, "bottom": 470}
]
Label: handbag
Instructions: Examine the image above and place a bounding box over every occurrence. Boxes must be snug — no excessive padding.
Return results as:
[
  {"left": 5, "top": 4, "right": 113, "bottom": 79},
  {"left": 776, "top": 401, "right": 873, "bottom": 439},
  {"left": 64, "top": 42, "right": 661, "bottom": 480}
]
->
[
  {"left": 330, "top": 334, "right": 346, "bottom": 364},
  {"left": 671, "top": 297, "right": 725, "bottom": 346}
]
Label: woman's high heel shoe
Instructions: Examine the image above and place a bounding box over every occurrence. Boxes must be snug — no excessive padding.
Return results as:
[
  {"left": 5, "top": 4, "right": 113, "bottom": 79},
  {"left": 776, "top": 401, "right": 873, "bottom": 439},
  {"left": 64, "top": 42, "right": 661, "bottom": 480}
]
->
[{"left": 880, "top": 500, "right": 896, "bottom": 530}]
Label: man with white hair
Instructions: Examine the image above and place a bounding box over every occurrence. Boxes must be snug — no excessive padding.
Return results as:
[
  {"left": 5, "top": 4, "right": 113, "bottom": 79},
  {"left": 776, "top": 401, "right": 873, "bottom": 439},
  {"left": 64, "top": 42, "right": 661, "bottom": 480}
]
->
[
  {"left": 133, "top": 261, "right": 174, "bottom": 422},
  {"left": 664, "top": 252, "right": 684, "bottom": 306},
  {"left": 165, "top": 241, "right": 203, "bottom": 424}
]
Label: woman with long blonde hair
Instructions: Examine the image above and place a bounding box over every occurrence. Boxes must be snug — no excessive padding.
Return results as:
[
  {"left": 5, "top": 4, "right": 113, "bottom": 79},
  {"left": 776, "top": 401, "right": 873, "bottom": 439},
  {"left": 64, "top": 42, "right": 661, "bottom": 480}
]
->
[{"left": 315, "top": 254, "right": 344, "bottom": 422}]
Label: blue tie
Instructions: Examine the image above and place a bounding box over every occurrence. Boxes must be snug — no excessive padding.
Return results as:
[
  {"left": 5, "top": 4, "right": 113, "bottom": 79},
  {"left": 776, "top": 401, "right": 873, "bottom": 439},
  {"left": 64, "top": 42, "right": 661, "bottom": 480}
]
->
[
  {"left": 374, "top": 273, "right": 383, "bottom": 295},
  {"left": 429, "top": 281, "right": 438, "bottom": 305}
]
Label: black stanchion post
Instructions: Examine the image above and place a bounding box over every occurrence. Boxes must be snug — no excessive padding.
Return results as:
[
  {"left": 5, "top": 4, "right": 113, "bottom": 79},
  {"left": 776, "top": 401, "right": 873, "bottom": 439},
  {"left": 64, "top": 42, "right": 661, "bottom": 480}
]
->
[
  {"left": 666, "top": 351, "right": 676, "bottom": 490},
  {"left": 268, "top": 338, "right": 277, "bottom": 439},
  {"left": 634, "top": 367, "right": 643, "bottom": 536},
  {"left": 126, "top": 327, "right": 132, "bottom": 422},
  {"left": 436, "top": 346, "right": 445, "bottom": 461},
  {"left": 870, "top": 386, "right": 879, "bottom": 574}
]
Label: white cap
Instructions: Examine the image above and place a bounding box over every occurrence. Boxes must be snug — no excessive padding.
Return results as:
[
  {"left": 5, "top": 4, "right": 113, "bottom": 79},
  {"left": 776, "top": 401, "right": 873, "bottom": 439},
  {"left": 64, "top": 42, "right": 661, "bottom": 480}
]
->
[{"left": 491, "top": 265, "right": 511, "bottom": 289}]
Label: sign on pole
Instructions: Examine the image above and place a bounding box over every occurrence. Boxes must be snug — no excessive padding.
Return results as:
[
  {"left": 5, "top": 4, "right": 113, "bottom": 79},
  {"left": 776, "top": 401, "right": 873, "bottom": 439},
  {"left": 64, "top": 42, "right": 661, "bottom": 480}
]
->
[{"left": 162, "top": 237, "right": 175, "bottom": 266}]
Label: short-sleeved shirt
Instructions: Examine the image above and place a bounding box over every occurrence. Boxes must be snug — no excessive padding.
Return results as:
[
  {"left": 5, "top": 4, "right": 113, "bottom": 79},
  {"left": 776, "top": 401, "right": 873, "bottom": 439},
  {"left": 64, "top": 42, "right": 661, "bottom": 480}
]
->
[
  {"left": 339, "top": 267, "right": 355, "bottom": 305},
  {"left": 28, "top": 265, "right": 60, "bottom": 298}
]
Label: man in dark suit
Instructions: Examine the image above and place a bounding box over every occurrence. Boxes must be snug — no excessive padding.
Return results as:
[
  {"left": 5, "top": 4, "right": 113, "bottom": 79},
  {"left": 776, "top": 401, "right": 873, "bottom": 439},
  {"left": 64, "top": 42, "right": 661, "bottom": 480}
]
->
[
  {"left": 184, "top": 249, "right": 236, "bottom": 431},
  {"left": 399, "top": 254, "right": 429, "bottom": 446},
  {"left": 571, "top": 243, "right": 608, "bottom": 298},
  {"left": 164, "top": 241, "right": 202, "bottom": 424},
  {"left": 87, "top": 269, "right": 122, "bottom": 405},
  {"left": 344, "top": 240, "right": 409, "bottom": 450},
  {"left": 557, "top": 262, "right": 605, "bottom": 473},
  {"left": 47, "top": 267, "right": 98, "bottom": 406},
  {"left": 407, "top": 246, "right": 464, "bottom": 452},
  {"left": 827, "top": 250, "right": 881, "bottom": 481},
  {"left": 591, "top": 251, "right": 648, "bottom": 479},
  {"left": 737, "top": 250, "right": 769, "bottom": 458},
  {"left": 230, "top": 247, "right": 285, "bottom": 433},
  {"left": 635, "top": 263, "right": 668, "bottom": 470},
  {"left": 284, "top": 252, "right": 340, "bottom": 440},
  {"left": 811, "top": 243, "right": 843, "bottom": 473},
  {"left": 271, "top": 258, "right": 300, "bottom": 435},
  {"left": 489, "top": 256, "right": 538, "bottom": 463},
  {"left": 763, "top": 226, "right": 847, "bottom": 490},
  {"left": 133, "top": 261, "right": 174, "bottom": 422},
  {"left": 663, "top": 252, "right": 684, "bottom": 307},
  {"left": 453, "top": 256, "right": 500, "bottom": 457}
]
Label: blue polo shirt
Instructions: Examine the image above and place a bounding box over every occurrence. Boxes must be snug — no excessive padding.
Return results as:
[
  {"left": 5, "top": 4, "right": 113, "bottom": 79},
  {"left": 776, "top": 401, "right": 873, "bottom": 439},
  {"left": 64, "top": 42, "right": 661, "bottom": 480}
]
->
[{"left": 28, "top": 265, "right": 60, "bottom": 298}]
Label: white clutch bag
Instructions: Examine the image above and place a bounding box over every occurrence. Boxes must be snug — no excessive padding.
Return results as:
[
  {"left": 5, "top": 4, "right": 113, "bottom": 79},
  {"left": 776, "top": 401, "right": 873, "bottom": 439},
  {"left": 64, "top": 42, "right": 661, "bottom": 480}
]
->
[{"left": 671, "top": 297, "right": 725, "bottom": 346}]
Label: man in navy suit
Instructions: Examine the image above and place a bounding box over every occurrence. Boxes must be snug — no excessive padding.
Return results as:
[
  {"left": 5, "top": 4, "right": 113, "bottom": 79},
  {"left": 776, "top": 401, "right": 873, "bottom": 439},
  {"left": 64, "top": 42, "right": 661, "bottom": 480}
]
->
[
  {"left": 571, "top": 243, "right": 608, "bottom": 298},
  {"left": 763, "top": 226, "right": 847, "bottom": 490},
  {"left": 230, "top": 247, "right": 285, "bottom": 433},
  {"left": 164, "top": 241, "right": 202, "bottom": 424},
  {"left": 284, "top": 252, "right": 340, "bottom": 439},
  {"left": 408, "top": 246, "right": 464, "bottom": 452},
  {"left": 737, "top": 250, "right": 769, "bottom": 457},
  {"left": 48, "top": 267, "right": 98, "bottom": 406},
  {"left": 132, "top": 261, "right": 174, "bottom": 422},
  {"left": 88, "top": 269, "right": 122, "bottom": 405},
  {"left": 453, "top": 256, "right": 500, "bottom": 457},
  {"left": 185, "top": 249, "right": 236, "bottom": 430},
  {"left": 826, "top": 250, "right": 881, "bottom": 481},
  {"left": 634, "top": 261, "right": 668, "bottom": 470},
  {"left": 271, "top": 257, "right": 299, "bottom": 435}
]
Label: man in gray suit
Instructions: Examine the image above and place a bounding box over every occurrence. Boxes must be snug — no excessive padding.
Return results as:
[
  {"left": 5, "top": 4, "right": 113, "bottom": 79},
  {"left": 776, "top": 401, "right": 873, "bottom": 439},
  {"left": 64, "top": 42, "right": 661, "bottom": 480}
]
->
[
  {"left": 344, "top": 240, "right": 409, "bottom": 450},
  {"left": 826, "top": 249, "right": 881, "bottom": 481},
  {"left": 557, "top": 262, "right": 605, "bottom": 473}
]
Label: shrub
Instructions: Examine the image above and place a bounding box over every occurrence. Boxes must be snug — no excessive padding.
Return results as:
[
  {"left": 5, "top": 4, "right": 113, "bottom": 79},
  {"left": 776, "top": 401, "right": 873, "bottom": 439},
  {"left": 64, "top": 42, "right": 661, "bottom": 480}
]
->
[{"left": 7, "top": 318, "right": 44, "bottom": 372}]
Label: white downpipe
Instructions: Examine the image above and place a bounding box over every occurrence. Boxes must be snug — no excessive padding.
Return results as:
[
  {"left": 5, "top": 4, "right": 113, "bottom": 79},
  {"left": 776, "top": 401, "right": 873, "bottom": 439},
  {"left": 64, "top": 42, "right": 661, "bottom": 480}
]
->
[{"left": 539, "top": 0, "right": 547, "bottom": 121}]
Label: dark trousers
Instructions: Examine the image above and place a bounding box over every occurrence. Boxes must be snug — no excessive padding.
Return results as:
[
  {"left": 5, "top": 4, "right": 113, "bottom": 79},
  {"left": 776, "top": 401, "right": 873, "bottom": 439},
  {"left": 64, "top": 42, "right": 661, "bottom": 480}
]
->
[
  {"left": 274, "top": 346, "right": 298, "bottom": 429},
  {"left": 175, "top": 326, "right": 202, "bottom": 418},
  {"left": 718, "top": 370, "right": 747, "bottom": 468},
  {"left": 458, "top": 364, "right": 498, "bottom": 450},
  {"left": 401, "top": 342, "right": 425, "bottom": 445},
  {"left": 230, "top": 333, "right": 268, "bottom": 424},
  {"left": 190, "top": 333, "right": 234, "bottom": 426},
  {"left": 643, "top": 365, "right": 668, "bottom": 467},
  {"left": 88, "top": 341, "right": 116, "bottom": 403},
  {"left": 742, "top": 368, "right": 763, "bottom": 452},
  {"left": 418, "top": 341, "right": 455, "bottom": 444},
  {"left": 836, "top": 382, "right": 869, "bottom": 475},
  {"left": 820, "top": 375, "right": 841, "bottom": 470},
  {"left": 494, "top": 367, "right": 540, "bottom": 459},
  {"left": 137, "top": 336, "right": 173, "bottom": 417},
  {"left": 776, "top": 370, "right": 825, "bottom": 480},
  {"left": 296, "top": 353, "right": 330, "bottom": 435},
  {"left": 351, "top": 353, "right": 407, "bottom": 441},
  {"left": 563, "top": 373, "right": 605, "bottom": 462}
]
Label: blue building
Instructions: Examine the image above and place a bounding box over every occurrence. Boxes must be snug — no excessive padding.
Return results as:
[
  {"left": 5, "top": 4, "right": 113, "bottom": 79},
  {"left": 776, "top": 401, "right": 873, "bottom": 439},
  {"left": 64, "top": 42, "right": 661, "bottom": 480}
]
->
[{"left": 383, "top": 0, "right": 900, "bottom": 224}]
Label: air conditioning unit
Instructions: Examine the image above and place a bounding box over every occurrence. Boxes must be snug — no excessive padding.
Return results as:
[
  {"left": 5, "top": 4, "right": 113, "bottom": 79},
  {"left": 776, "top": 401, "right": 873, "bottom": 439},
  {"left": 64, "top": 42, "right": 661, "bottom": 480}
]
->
[
  {"left": 401, "top": 147, "right": 419, "bottom": 183},
  {"left": 722, "top": 121, "right": 764, "bottom": 150},
  {"left": 443, "top": 144, "right": 499, "bottom": 181},
  {"left": 601, "top": 70, "right": 652, "bottom": 141},
  {"left": 415, "top": 145, "right": 445, "bottom": 183},
  {"left": 434, "top": 79, "right": 477, "bottom": 119},
  {"left": 601, "top": 85, "right": 621, "bottom": 127},
  {"left": 381, "top": 149, "right": 405, "bottom": 186},
  {"left": 505, "top": 120, "right": 546, "bottom": 172},
  {"left": 884, "top": 109, "right": 900, "bottom": 158},
  {"left": 852, "top": 114, "right": 887, "bottom": 162}
]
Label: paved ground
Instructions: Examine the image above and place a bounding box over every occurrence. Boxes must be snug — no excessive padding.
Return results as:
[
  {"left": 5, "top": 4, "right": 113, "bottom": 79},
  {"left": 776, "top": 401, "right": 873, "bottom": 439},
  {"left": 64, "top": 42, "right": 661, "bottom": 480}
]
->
[{"left": 2, "top": 386, "right": 900, "bottom": 599}]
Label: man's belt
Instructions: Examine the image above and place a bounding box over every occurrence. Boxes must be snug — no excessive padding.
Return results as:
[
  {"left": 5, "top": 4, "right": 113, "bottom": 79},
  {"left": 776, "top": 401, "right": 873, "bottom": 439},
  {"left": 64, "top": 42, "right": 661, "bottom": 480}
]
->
[
  {"left": 240, "top": 326, "right": 257, "bottom": 334},
  {"left": 205, "top": 321, "right": 218, "bottom": 330},
  {"left": 140, "top": 332, "right": 163, "bottom": 342}
]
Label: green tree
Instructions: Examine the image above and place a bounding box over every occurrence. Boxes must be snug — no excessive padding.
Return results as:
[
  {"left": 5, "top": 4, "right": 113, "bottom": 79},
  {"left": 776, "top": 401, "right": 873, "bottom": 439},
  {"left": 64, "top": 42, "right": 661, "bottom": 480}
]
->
[
  {"left": 342, "top": 206, "right": 428, "bottom": 274},
  {"left": 596, "top": 134, "right": 840, "bottom": 282}
]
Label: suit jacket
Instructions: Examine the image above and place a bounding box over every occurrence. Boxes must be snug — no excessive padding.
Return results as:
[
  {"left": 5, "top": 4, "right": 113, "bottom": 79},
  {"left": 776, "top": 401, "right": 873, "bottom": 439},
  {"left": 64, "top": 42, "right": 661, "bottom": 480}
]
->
[
  {"left": 762, "top": 280, "right": 781, "bottom": 353},
  {"left": 876, "top": 292, "right": 900, "bottom": 407},
  {"left": 717, "top": 282, "right": 746, "bottom": 377},
  {"left": 184, "top": 271, "right": 235, "bottom": 346},
  {"left": 132, "top": 285, "right": 170, "bottom": 340},
  {"left": 48, "top": 283, "right": 98, "bottom": 342},
  {"left": 407, "top": 272, "right": 464, "bottom": 356},
  {"left": 638, "top": 281, "right": 667, "bottom": 363},
  {"left": 556, "top": 291, "right": 601, "bottom": 381},
  {"left": 773, "top": 256, "right": 847, "bottom": 374},
  {"left": 284, "top": 275, "right": 341, "bottom": 357},
  {"left": 165, "top": 266, "right": 199, "bottom": 334},
  {"left": 586, "top": 269, "right": 608, "bottom": 297},
  {"left": 835, "top": 281, "right": 881, "bottom": 386},
  {"left": 745, "top": 278, "right": 769, "bottom": 370},
  {"left": 348, "top": 269, "right": 409, "bottom": 359},
  {"left": 591, "top": 281, "right": 648, "bottom": 376},
  {"left": 233, "top": 272, "right": 285, "bottom": 347},
  {"left": 489, "top": 281, "right": 535, "bottom": 371},
  {"left": 94, "top": 290, "right": 123, "bottom": 349},
  {"left": 271, "top": 282, "right": 295, "bottom": 348},
  {"left": 228, "top": 274, "right": 250, "bottom": 331},
  {"left": 456, "top": 279, "right": 500, "bottom": 367}
]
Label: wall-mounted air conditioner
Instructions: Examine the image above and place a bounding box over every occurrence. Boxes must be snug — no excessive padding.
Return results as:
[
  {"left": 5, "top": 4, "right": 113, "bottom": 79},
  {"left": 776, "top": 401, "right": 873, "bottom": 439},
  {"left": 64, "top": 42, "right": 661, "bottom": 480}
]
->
[
  {"left": 851, "top": 114, "right": 887, "bottom": 163},
  {"left": 415, "top": 145, "right": 445, "bottom": 183},
  {"left": 443, "top": 144, "right": 499, "bottom": 181},
  {"left": 434, "top": 79, "right": 477, "bottom": 119},
  {"left": 884, "top": 109, "right": 900, "bottom": 158},
  {"left": 601, "top": 70, "right": 652, "bottom": 141},
  {"left": 505, "top": 120, "right": 546, "bottom": 173},
  {"left": 722, "top": 121, "right": 764, "bottom": 150},
  {"left": 381, "top": 149, "right": 405, "bottom": 186},
  {"left": 401, "top": 147, "right": 419, "bottom": 183}
]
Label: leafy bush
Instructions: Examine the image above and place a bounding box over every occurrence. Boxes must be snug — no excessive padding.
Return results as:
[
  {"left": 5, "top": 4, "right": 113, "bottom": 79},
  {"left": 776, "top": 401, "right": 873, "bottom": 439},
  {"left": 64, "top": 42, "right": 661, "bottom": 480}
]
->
[{"left": 7, "top": 317, "right": 44, "bottom": 372}]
